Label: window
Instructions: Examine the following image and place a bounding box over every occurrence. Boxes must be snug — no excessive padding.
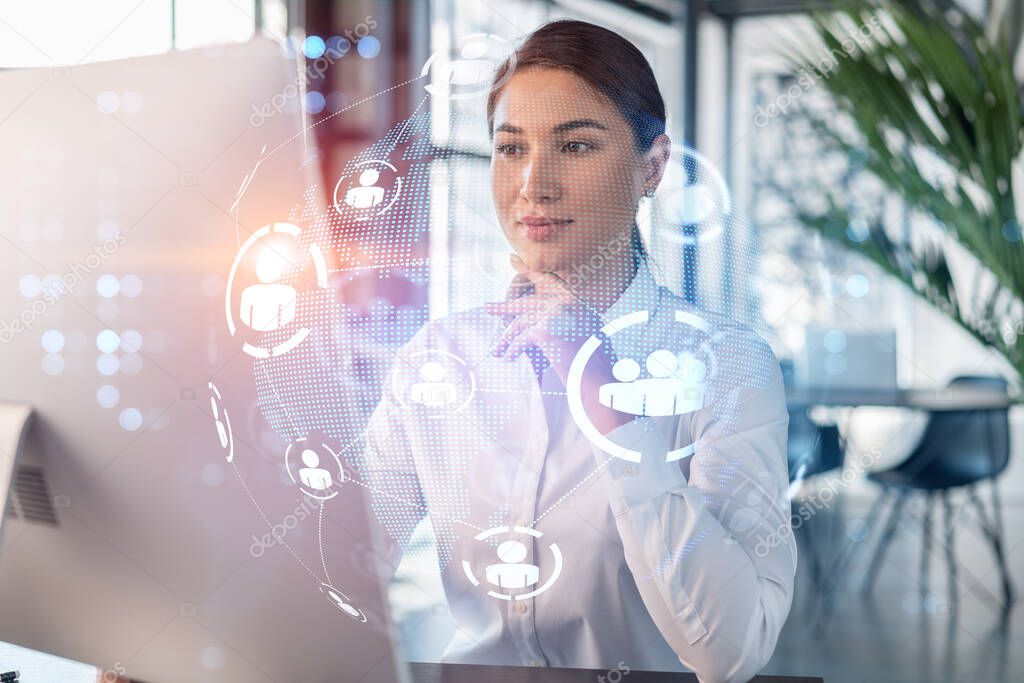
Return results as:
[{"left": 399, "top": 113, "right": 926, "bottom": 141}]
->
[
  {"left": 0, "top": 0, "right": 263, "bottom": 68},
  {"left": 732, "top": 15, "right": 917, "bottom": 382}
]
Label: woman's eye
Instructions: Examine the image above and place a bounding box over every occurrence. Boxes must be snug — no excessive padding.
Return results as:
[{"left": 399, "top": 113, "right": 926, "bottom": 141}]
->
[
  {"left": 561, "top": 140, "right": 593, "bottom": 154},
  {"left": 495, "top": 143, "right": 521, "bottom": 157}
]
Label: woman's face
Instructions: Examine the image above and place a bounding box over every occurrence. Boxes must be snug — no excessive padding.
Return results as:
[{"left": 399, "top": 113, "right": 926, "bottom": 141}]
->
[{"left": 490, "top": 67, "right": 666, "bottom": 274}]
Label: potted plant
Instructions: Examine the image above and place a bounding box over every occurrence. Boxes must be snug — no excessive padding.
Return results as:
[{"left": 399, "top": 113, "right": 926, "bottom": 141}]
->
[{"left": 778, "top": 0, "right": 1024, "bottom": 384}]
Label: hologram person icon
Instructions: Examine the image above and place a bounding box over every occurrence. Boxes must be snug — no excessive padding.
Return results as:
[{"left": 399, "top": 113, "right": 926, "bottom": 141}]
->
[
  {"left": 239, "top": 246, "right": 297, "bottom": 332},
  {"left": 299, "top": 449, "right": 333, "bottom": 491},
  {"left": 446, "top": 40, "right": 496, "bottom": 86},
  {"left": 484, "top": 540, "right": 539, "bottom": 589},
  {"left": 409, "top": 361, "right": 457, "bottom": 407},
  {"left": 211, "top": 397, "right": 229, "bottom": 449},
  {"left": 327, "top": 588, "right": 361, "bottom": 618},
  {"left": 599, "top": 349, "right": 707, "bottom": 417},
  {"left": 344, "top": 168, "right": 385, "bottom": 209}
]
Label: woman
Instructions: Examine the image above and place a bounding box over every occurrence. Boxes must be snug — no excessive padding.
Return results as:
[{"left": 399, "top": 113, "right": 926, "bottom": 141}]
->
[{"left": 362, "top": 19, "right": 795, "bottom": 683}]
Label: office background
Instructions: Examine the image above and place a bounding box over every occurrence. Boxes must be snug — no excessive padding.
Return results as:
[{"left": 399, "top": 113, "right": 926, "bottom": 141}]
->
[{"left": 1, "top": 1, "right": 1022, "bottom": 682}]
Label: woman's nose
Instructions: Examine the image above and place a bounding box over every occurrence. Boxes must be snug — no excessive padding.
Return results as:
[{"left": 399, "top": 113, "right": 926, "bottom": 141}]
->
[{"left": 519, "top": 157, "right": 562, "bottom": 203}]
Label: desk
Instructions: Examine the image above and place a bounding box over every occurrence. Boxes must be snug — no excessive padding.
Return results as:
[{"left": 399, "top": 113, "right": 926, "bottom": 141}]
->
[
  {"left": 786, "top": 385, "right": 1011, "bottom": 411},
  {"left": 409, "top": 662, "right": 822, "bottom": 682},
  {"left": 0, "top": 641, "right": 97, "bottom": 682}
]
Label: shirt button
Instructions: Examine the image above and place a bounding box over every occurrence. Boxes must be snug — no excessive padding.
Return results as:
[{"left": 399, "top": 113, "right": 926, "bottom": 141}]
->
[{"left": 516, "top": 602, "right": 528, "bottom": 614}]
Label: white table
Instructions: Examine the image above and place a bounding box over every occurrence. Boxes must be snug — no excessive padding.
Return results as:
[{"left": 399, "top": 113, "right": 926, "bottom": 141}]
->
[{"left": 0, "top": 641, "right": 97, "bottom": 682}]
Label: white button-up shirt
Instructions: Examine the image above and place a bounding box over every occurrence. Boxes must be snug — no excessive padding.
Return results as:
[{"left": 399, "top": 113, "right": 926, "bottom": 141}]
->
[{"left": 362, "top": 258, "right": 796, "bottom": 683}]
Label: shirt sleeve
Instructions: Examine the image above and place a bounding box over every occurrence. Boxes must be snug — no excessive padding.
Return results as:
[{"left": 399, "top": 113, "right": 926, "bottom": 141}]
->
[{"left": 596, "top": 329, "right": 796, "bottom": 683}]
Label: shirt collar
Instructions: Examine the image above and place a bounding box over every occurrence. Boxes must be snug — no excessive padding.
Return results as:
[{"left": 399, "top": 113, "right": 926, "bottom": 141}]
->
[
  {"left": 599, "top": 256, "right": 660, "bottom": 328},
  {"left": 502, "top": 256, "right": 660, "bottom": 324}
]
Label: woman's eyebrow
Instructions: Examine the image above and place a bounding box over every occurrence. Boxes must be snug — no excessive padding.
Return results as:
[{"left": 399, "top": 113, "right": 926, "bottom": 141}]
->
[
  {"left": 552, "top": 119, "right": 608, "bottom": 133},
  {"left": 493, "top": 119, "right": 609, "bottom": 135}
]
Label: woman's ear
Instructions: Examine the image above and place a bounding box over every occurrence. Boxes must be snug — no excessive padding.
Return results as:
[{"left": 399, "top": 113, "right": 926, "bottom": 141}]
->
[{"left": 642, "top": 134, "right": 672, "bottom": 196}]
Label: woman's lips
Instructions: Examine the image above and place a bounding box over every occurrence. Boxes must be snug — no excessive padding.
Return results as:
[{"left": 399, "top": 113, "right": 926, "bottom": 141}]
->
[{"left": 517, "top": 218, "right": 572, "bottom": 241}]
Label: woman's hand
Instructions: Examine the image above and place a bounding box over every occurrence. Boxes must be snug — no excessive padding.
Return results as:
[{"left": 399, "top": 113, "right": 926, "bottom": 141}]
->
[
  {"left": 485, "top": 255, "right": 599, "bottom": 374},
  {"left": 484, "top": 255, "right": 634, "bottom": 434}
]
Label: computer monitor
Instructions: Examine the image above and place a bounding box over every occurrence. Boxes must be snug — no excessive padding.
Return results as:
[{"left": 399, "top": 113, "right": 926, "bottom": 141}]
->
[
  {"left": 0, "top": 38, "right": 408, "bottom": 683},
  {"left": 798, "top": 327, "right": 898, "bottom": 391}
]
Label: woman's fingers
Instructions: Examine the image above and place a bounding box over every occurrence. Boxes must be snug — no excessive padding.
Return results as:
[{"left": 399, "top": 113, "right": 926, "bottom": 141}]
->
[
  {"left": 508, "top": 254, "right": 573, "bottom": 298},
  {"left": 502, "top": 324, "right": 541, "bottom": 361},
  {"left": 488, "top": 255, "right": 586, "bottom": 363},
  {"left": 491, "top": 314, "right": 533, "bottom": 357},
  {"left": 486, "top": 286, "right": 564, "bottom": 360},
  {"left": 484, "top": 296, "right": 553, "bottom": 317},
  {"left": 520, "top": 268, "right": 563, "bottom": 295},
  {"left": 506, "top": 270, "right": 534, "bottom": 300},
  {"left": 509, "top": 253, "right": 528, "bottom": 273}
]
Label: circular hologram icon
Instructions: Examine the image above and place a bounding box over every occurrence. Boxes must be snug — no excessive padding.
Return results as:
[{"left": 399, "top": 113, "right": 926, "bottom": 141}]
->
[
  {"left": 224, "top": 222, "right": 329, "bottom": 358},
  {"left": 319, "top": 582, "right": 367, "bottom": 623},
  {"left": 656, "top": 144, "right": 732, "bottom": 246},
  {"left": 285, "top": 437, "right": 346, "bottom": 501},
  {"left": 391, "top": 349, "right": 476, "bottom": 418},
  {"left": 421, "top": 33, "right": 516, "bottom": 101},
  {"left": 332, "top": 159, "right": 403, "bottom": 221},
  {"left": 208, "top": 381, "right": 234, "bottom": 463},
  {"left": 567, "top": 309, "right": 716, "bottom": 463},
  {"left": 461, "top": 525, "right": 563, "bottom": 601}
]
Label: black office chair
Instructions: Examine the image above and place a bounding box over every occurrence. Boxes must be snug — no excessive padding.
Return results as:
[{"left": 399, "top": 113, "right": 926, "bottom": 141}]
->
[
  {"left": 861, "top": 375, "right": 1014, "bottom": 608},
  {"left": 787, "top": 410, "right": 844, "bottom": 599},
  {"left": 783, "top": 359, "right": 845, "bottom": 481},
  {"left": 788, "top": 411, "right": 844, "bottom": 483}
]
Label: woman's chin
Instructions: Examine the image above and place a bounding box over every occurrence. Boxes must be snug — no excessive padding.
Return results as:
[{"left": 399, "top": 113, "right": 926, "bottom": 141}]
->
[{"left": 516, "top": 251, "right": 569, "bottom": 274}]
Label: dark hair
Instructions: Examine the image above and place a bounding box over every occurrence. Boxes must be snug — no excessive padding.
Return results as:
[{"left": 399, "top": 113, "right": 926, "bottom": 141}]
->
[
  {"left": 486, "top": 19, "right": 666, "bottom": 151},
  {"left": 486, "top": 19, "right": 667, "bottom": 262}
]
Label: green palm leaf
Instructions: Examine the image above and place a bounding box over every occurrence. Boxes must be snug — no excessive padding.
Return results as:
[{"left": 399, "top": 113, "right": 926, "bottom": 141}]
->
[{"left": 779, "top": 0, "right": 1024, "bottom": 383}]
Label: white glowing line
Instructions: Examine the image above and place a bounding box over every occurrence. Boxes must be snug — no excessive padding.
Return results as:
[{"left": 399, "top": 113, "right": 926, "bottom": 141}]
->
[
  {"left": 421, "top": 34, "right": 510, "bottom": 101},
  {"left": 231, "top": 144, "right": 268, "bottom": 216},
  {"left": 666, "top": 443, "right": 695, "bottom": 463},
  {"left": 222, "top": 408, "right": 235, "bottom": 463},
  {"left": 309, "top": 243, "right": 329, "bottom": 288},
  {"left": 462, "top": 560, "right": 480, "bottom": 586},
  {"left": 320, "top": 583, "right": 367, "bottom": 623},
  {"left": 675, "top": 309, "right": 711, "bottom": 331},
  {"left": 242, "top": 328, "right": 310, "bottom": 359},
  {"left": 569, "top": 309, "right": 715, "bottom": 464},
  {"left": 208, "top": 382, "right": 235, "bottom": 463},
  {"left": 567, "top": 328, "right": 643, "bottom": 463}
]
